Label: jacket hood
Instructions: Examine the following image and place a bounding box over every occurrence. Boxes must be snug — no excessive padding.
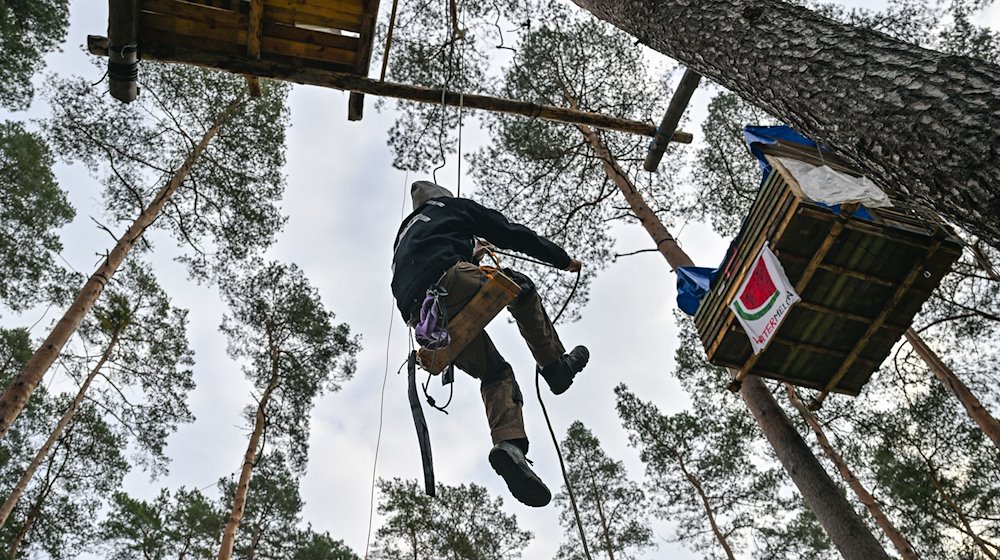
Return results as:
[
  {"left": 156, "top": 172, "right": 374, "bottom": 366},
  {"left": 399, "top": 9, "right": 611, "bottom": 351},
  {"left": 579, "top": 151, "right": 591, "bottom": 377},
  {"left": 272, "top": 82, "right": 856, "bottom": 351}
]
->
[{"left": 411, "top": 180, "right": 454, "bottom": 210}]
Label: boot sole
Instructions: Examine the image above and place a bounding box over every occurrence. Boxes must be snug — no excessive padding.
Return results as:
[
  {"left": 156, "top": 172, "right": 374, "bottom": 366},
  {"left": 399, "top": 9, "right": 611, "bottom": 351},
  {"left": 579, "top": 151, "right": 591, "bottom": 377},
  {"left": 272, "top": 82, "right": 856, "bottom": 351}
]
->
[{"left": 489, "top": 447, "right": 551, "bottom": 507}]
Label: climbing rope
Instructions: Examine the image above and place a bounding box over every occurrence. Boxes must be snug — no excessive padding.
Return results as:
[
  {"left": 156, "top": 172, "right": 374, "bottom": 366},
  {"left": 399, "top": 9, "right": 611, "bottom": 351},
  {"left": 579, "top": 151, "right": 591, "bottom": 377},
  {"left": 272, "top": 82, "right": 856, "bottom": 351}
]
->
[
  {"left": 363, "top": 170, "right": 412, "bottom": 560},
  {"left": 534, "top": 320, "right": 593, "bottom": 560},
  {"left": 489, "top": 247, "right": 591, "bottom": 558}
]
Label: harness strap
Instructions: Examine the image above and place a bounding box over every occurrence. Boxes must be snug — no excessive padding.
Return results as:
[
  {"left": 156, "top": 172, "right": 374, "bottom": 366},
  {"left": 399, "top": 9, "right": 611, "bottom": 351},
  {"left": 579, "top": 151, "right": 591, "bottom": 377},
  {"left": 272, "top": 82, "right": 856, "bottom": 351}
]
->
[{"left": 407, "top": 350, "right": 435, "bottom": 496}]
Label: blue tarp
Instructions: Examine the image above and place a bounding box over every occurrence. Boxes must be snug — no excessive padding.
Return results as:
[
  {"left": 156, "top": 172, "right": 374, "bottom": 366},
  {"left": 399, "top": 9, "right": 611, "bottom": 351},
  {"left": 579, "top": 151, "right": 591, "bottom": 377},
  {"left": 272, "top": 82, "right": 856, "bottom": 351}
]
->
[
  {"left": 743, "top": 125, "right": 819, "bottom": 183},
  {"left": 677, "top": 267, "right": 719, "bottom": 316},
  {"left": 676, "top": 125, "right": 872, "bottom": 316}
]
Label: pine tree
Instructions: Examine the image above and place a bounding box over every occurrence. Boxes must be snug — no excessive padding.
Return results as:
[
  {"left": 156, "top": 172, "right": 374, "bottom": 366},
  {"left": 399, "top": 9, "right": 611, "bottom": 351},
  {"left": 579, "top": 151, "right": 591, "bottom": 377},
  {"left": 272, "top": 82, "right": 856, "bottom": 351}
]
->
[
  {"left": 0, "top": 64, "right": 290, "bottom": 439},
  {"left": 0, "top": 260, "right": 195, "bottom": 527},
  {"left": 0, "top": 0, "right": 69, "bottom": 109},
  {"left": 371, "top": 478, "right": 533, "bottom": 560},
  {"left": 216, "top": 261, "right": 359, "bottom": 560},
  {"left": 555, "top": 421, "right": 653, "bottom": 560},
  {"left": 0, "top": 121, "right": 75, "bottom": 314}
]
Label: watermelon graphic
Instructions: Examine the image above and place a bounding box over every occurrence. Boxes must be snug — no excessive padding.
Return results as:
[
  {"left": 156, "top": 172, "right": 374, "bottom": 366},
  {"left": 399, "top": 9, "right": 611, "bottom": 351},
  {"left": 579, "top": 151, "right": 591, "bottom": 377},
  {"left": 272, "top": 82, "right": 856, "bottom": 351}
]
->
[{"left": 734, "top": 256, "right": 780, "bottom": 321}]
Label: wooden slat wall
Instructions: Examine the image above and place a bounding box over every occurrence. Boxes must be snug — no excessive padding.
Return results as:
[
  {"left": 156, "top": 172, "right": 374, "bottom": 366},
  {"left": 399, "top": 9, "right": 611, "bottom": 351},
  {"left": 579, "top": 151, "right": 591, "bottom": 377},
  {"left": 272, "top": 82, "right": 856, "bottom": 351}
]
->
[{"left": 138, "top": 0, "right": 368, "bottom": 71}]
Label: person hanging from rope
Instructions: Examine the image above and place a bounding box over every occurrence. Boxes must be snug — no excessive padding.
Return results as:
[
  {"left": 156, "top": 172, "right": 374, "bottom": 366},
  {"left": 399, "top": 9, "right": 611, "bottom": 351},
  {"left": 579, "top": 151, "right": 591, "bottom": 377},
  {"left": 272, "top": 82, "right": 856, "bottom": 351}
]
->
[{"left": 391, "top": 180, "right": 589, "bottom": 507}]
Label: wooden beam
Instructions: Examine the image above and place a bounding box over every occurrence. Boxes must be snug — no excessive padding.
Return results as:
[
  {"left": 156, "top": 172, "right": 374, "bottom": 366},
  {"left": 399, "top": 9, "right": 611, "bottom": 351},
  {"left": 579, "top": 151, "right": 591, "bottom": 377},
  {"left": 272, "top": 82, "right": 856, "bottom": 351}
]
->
[
  {"left": 108, "top": 0, "right": 140, "bottom": 102},
  {"left": 348, "top": 0, "right": 380, "bottom": 121},
  {"left": 247, "top": 0, "right": 263, "bottom": 58},
  {"left": 778, "top": 253, "right": 896, "bottom": 287},
  {"left": 245, "top": 0, "right": 263, "bottom": 96},
  {"left": 88, "top": 35, "right": 692, "bottom": 139},
  {"left": 643, "top": 68, "right": 701, "bottom": 171}
]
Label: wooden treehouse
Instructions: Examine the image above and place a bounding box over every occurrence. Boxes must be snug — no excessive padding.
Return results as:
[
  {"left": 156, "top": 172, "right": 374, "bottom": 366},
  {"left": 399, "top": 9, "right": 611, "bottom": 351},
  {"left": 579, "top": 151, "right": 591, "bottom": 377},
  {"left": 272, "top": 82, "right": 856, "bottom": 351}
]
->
[
  {"left": 693, "top": 141, "right": 962, "bottom": 406},
  {"left": 90, "top": 0, "right": 696, "bottom": 139}
]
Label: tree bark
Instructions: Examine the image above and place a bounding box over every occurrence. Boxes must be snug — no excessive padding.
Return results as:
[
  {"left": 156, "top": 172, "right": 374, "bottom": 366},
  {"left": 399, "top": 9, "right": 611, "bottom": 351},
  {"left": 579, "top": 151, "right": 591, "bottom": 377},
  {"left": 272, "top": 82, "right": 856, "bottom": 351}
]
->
[
  {"left": 0, "top": 97, "right": 244, "bottom": 440},
  {"left": 905, "top": 329, "right": 1000, "bottom": 451},
  {"left": 0, "top": 331, "right": 121, "bottom": 529},
  {"left": 570, "top": 0, "right": 1000, "bottom": 249},
  {"left": 784, "top": 384, "right": 919, "bottom": 560},
  {"left": 216, "top": 371, "right": 279, "bottom": 560},
  {"left": 579, "top": 125, "right": 889, "bottom": 559},
  {"left": 741, "top": 376, "right": 890, "bottom": 559}
]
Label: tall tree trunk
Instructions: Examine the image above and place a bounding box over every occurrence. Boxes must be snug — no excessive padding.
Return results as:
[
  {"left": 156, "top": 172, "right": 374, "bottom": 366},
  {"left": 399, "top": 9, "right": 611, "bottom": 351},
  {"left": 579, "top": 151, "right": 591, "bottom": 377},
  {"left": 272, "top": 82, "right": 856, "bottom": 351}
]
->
[
  {"left": 784, "top": 384, "right": 919, "bottom": 560},
  {"left": 216, "top": 371, "right": 280, "bottom": 560},
  {"left": 7, "top": 498, "right": 39, "bottom": 559},
  {"left": 0, "top": 331, "right": 120, "bottom": 529},
  {"left": 905, "top": 329, "right": 1000, "bottom": 450},
  {"left": 0, "top": 97, "right": 245, "bottom": 439},
  {"left": 583, "top": 461, "right": 616, "bottom": 560},
  {"left": 741, "top": 377, "right": 889, "bottom": 559},
  {"left": 674, "top": 453, "right": 737, "bottom": 560},
  {"left": 569, "top": 0, "right": 1000, "bottom": 250},
  {"left": 579, "top": 125, "right": 889, "bottom": 559},
  {"left": 7, "top": 437, "right": 66, "bottom": 560}
]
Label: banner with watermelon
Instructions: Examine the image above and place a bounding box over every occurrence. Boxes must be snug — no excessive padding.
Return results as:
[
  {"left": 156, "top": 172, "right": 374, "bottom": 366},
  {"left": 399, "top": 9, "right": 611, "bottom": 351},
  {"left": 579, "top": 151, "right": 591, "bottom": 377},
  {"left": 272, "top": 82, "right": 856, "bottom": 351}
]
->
[{"left": 729, "top": 243, "right": 801, "bottom": 354}]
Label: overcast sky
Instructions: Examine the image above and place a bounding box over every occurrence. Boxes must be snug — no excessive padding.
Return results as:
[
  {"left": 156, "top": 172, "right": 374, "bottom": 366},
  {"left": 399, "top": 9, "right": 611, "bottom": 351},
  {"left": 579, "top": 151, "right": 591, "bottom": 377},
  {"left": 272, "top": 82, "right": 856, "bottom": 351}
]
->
[{"left": 5, "top": 0, "right": 1000, "bottom": 559}]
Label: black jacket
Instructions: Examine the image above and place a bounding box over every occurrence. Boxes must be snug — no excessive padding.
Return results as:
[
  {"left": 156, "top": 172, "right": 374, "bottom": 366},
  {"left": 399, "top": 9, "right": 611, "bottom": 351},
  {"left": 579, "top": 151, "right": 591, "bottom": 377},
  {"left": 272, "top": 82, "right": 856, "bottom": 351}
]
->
[{"left": 391, "top": 197, "right": 571, "bottom": 321}]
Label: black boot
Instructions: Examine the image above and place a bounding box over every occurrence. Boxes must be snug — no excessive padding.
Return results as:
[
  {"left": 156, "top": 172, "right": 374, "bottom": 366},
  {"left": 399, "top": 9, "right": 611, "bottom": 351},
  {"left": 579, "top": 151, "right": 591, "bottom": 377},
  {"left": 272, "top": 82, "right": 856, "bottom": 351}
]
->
[
  {"left": 488, "top": 441, "right": 551, "bottom": 507},
  {"left": 538, "top": 345, "right": 589, "bottom": 395}
]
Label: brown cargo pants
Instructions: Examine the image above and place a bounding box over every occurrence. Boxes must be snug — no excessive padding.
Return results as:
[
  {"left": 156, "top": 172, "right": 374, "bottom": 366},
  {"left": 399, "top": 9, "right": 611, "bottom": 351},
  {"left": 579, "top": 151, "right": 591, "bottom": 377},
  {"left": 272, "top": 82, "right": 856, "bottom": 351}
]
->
[{"left": 436, "top": 261, "right": 565, "bottom": 444}]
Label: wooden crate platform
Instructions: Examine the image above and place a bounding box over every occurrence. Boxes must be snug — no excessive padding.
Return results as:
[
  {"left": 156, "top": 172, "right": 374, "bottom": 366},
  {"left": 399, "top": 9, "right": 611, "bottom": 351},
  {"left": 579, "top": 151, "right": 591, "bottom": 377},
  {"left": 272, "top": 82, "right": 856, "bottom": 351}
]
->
[{"left": 693, "top": 147, "right": 962, "bottom": 396}]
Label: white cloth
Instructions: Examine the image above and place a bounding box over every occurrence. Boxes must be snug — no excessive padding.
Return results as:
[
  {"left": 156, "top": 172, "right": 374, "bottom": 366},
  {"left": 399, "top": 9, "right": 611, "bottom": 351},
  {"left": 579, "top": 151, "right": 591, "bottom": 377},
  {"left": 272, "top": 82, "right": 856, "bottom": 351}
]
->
[{"left": 777, "top": 156, "right": 893, "bottom": 208}]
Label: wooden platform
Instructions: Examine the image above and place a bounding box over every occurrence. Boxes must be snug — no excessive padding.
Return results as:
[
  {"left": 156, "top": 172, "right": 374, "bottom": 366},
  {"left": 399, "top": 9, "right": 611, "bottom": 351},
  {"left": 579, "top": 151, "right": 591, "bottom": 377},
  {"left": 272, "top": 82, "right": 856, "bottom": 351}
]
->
[
  {"left": 417, "top": 270, "right": 521, "bottom": 375},
  {"left": 694, "top": 146, "right": 962, "bottom": 397},
  {"left": 135, "top": 0, "right": 377, "bottom": 75}
]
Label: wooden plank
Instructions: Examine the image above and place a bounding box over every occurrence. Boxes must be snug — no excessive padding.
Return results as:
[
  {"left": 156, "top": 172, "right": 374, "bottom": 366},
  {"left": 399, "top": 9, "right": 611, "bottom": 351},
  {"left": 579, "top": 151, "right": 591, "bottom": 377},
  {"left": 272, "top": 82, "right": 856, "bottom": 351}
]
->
[
  {"left": 346, "top": 0, "right": 379, "bottom": 120},
  {"left": 815, "top": 239, "right": 944, "bottom": 400},
  {"left": 245, "top": 75, "right": 262, "bottom": 95},
  {"left": 795, "top": 301, "right": 907, "bottom": 330},
  {"left": 267, "top": 0, "right": 363, "bottom": 20},
  {"left": 263, "top": 3, "right": 362, "bottom": 33},
  {"left": 696, "top": 170, "right": 784, "bottom": 338},
  {"left": 353, "top": 0, "right": 377, "bottom": 73},
  {"left": 139, "top": 11, "right": 357, "bottom": 66},
  {"left": 417, "top": 272, "right": 521, "bottom": 374},
  {"left": 704, "top": 180, "right": 804, "bottom": 360},
  {"left": 245, "top": 0, "right": 263, "bottom": 95},
  {"left": 142, "top": 0, "right": 244, "bottom": 26},
  {"left": 778, "top": 254, "right": 895, "bottom": 287},
  {"left": 263, "top": 20, "right": 357, "bottom": 49},
  {"left": 734, "top": 213, "right": 849, "bottom": 384},
  {"left": 140, "top": 8, "right": 245, "bottom": 41},
  {"left": 141, "top": 0, "right": 360, "bottom": 50}
]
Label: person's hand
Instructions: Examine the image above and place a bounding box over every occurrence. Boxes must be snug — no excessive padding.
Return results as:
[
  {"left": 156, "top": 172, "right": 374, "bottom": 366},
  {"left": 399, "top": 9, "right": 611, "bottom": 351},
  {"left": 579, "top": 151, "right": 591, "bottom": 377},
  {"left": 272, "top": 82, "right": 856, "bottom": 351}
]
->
[
  {"left": 473, "top": 239, "right": 494, "bottom": 263},
  {"left": 565, "top": 259, "right": 582, "bottom": 273}
]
